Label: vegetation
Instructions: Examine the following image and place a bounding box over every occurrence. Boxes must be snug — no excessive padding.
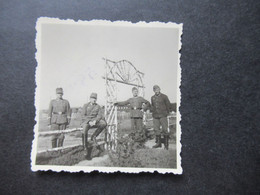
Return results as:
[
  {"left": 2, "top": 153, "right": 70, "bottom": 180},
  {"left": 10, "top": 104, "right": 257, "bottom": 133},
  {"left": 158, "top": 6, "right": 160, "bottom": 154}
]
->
[{"left": 36, "top": 110, "right": 177, "bottom": 168}]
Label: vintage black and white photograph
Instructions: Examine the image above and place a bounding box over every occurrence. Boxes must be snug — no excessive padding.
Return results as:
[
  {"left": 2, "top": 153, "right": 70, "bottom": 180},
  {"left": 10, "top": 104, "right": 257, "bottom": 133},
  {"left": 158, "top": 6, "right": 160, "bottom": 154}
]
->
[{"left": 31, "top": 18, "right": 182, "bottom": 174}]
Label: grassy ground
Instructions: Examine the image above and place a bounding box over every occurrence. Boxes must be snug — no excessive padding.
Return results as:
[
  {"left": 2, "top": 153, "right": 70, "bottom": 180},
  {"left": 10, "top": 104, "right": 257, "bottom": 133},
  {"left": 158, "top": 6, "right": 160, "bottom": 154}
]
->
[
  {"left": 108, "top": 139, "right": 176, "bottom": 168},
  {"left": 36, "top": 111, "right": 177, "bottom": 168},
  {"left": 36, "top": 141, "right": 176, "bottom": 169},
  {"left": 36, "top": 145, "right": 106, "bottom": 166}
]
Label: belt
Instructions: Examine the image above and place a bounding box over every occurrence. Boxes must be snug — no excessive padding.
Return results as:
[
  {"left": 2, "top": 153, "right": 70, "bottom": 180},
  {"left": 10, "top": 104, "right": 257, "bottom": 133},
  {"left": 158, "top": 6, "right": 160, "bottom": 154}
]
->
[
  {"left": 131, "top": 107, "right": 142, "bottom": 110},
  {"left": 53, "top": 112, "right": 65, "bottom": 114}
]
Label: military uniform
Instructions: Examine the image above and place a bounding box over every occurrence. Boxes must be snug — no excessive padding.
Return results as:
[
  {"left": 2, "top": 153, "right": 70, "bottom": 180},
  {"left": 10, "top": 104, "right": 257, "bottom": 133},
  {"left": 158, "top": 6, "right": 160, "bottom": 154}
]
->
[
  {"left": 151, "top": 90, "right": 171, "bottom": 149},
  {"left": 48, "top": 97, "right": 71, "bottom": 148},
  {"left": 151, "top": 92, "right": 171, "bottom": 135},
  {"left": 117, "top": 96, "right": 150, "bottom": 139},
  {"left": 81, "top": 95, "right": 107, "bottom": 150}
]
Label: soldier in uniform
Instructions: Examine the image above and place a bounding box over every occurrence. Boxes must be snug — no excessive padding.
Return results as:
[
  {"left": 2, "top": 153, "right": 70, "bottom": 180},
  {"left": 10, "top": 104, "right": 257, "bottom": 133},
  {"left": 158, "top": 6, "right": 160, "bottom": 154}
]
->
[
  {"left": 114, "top": 87, "right": 150, "bottom": 141},
  {"left": 81, "top": 93, "right": 107, "bottom": 150},
  {"left": 151, "top": 85, "right": 171, "bottom": 149},
  {"left": 48, "top": 88, "right": 71, "bottom": 148}
]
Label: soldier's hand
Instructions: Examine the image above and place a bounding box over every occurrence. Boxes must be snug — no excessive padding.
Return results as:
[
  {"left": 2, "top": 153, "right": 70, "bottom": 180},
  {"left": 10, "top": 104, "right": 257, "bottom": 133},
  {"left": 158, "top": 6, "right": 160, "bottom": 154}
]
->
[
  {"left": 48, "top": 118, "right": 51, "bottom": 126},
  {"left": 47, "top": 122, "right": 51, "bottom": 128},
  {"left": 89, "top": 121, "right": 94, "bottom": 126}
]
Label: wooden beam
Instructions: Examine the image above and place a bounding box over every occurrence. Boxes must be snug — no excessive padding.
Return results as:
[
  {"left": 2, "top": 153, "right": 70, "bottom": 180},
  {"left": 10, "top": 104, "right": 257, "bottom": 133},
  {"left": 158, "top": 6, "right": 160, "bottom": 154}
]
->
[
  {"left": 37, "top": 141, "right": 106, "bottom": 155},
  {"left": 102, "top": 76, "right": 145, "bottom": 88},
  {"left": 38, "top": 128, "right": 82, "bottom": 136},
  {"left": 37, "top": 144, "right": 81, "bottom": 154}
]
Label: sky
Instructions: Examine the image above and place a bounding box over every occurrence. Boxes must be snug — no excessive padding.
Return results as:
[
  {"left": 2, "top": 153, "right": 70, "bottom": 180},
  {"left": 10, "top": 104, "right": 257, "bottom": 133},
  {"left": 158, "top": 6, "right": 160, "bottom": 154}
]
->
[{"left": 38, "top": 21, "right": 181, "bottom": 109}]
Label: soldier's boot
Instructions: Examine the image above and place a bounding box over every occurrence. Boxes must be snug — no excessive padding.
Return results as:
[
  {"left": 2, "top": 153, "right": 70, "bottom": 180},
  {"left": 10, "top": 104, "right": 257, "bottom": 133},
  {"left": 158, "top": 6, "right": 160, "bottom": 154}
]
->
[
  {"left": 58, "top": 138, "right": 64, "bottom": 147},
  {"left": 91, "top": 135, "right": 98, "bottom": 145},
  {"left": 57, "top": 134, "right": 65, "bottom": 147},
  {"left": 155, "top": 134, "right": 162, "bottom": 143},
  {"left": 83, "top": 134, "right": 89, "bottom": 158},
  {"left": 164, "top": 135, "right": 169, "bottom": 150},
  {"left": 84, "top": 133, "right": 88, "bottom": 150},
  {"left": 152, "top": 135, "right": 162, "bottom": 148},
  {"left": 90, "top": 131, "right": 98, "bottom": 144},
  {"left": 82, "top": 133, "right": 85, "bottom": 149},
  {"left": 91, "top": 128, "right": 103, "bottom": 145},
  {"left": 52, "top": 139, "right": 57, "bottom": 148},
  {"left": 85, "top": 147, "right": 93, "bottom": 160}
]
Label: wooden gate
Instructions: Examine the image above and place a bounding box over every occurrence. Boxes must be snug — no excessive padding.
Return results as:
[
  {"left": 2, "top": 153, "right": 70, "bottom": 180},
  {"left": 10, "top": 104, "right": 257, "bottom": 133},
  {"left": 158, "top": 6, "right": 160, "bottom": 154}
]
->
[{"left": 102, "top": 58, "right": 145, "bottom": 151}]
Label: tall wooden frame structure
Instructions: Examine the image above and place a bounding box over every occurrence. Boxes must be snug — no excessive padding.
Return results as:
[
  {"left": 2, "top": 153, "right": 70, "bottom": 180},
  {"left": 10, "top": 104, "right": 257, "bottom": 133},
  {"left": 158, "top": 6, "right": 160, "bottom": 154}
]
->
[{"left": 102, "top": 58, "right": 145, "bottom": 151}]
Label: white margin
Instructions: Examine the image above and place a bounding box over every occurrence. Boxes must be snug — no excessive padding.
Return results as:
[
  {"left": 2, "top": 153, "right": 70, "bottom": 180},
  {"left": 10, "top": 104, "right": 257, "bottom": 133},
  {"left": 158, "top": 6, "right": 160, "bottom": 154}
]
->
[{"left": 31, "top": 17, "right": 183, "bottom": 174}]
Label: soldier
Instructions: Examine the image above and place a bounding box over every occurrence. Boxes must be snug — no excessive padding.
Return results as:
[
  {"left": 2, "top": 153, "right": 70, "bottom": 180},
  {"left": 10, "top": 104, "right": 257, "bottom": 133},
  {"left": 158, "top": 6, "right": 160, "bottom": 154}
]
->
[
  {"left": 114, "top": 87, "right": 150, "bottom": 141},
  {"left": 81, "top": 93, "right": 107, "bottom": 150},
  {"left": 151, "top": 85, "right": 171, "bottom": 149},
  {"left": 48, "top": 88, "right": 71, "bottom": 148}
]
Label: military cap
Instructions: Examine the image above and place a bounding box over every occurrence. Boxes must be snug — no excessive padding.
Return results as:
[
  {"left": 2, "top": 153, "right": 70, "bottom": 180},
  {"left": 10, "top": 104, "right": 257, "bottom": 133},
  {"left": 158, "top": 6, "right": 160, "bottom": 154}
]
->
[
  {"left": 132, "top": 87, "right": 138, "bottom": 91},
  {"left": 153, "top": 85, "right": 160, "bottom": 90},
  {"left": 56, "top": 88, "right": 63, "bottom": 94},
  {"left": 90, "top": 93, "right": 97, "bottom": 99}
]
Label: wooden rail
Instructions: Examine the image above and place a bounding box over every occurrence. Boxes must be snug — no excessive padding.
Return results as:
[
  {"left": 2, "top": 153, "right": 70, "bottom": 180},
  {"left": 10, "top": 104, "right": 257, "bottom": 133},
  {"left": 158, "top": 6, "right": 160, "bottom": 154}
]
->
[
  {"left": 37, "top": 115, "right": 176, "bottom": 154},
  {"left": 38, "top": 124, "right": 114, "bottom": 136},
  {"left": 102, "top": 76, "right": 145, "bottom": 88},
  {"left": 37, "top": 144, "right": 82, "bottom": 154},
  {"left": 38, "top": 128, "right": 82, "bottom": 136}
]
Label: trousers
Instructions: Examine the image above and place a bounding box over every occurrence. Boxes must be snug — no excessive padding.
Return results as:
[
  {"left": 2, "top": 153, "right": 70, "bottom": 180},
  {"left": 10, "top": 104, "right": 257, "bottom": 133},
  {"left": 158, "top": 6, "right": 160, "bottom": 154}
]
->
[
  {"left": 82, "top": 119, "right": 107, "bottom": 147},
  {"left": 51, "top": 123, "right": 66, "bottom": 141},
  {"left": 153, "top": 117, "right": 168, "bottom": 136},
  {"left": 131, "top": 118, "right": 143, "bottom": 133}
]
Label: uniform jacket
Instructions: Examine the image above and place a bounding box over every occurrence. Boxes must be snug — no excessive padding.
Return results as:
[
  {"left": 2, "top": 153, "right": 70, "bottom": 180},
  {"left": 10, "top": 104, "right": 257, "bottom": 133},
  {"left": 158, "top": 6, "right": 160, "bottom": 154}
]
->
[
  {"left": 82, "top": 102, "right": 102, "bottom": 124},
  {"left": 151, "top": 93, "right": 171, "bottom": 119},
  {"left": 48, "top": 98, "right": 71, "bottom": 124},
  {"left": 117, "top": 96, "right": 150, "bottom": 118}
]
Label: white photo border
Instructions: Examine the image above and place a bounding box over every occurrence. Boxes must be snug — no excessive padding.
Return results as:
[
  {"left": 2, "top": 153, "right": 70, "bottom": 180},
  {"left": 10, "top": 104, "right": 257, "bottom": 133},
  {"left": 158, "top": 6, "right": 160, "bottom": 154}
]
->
[{"left": 31, "top": 17, "right": 183, "bottom": 174}]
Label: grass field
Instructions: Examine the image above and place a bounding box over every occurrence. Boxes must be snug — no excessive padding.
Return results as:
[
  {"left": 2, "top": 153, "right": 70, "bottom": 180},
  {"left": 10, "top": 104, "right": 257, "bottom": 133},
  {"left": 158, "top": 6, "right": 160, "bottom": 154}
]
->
[{"left": 36, "top": 111, "right": 177, "bottom": 168}]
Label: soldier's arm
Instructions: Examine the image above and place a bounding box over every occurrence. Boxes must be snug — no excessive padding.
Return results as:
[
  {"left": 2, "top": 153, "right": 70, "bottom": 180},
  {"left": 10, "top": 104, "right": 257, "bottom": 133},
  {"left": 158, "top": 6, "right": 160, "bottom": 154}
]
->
[
  {"left": 116, "top": 99, "right": 130, "bottom": 106},
  {"left": 93, "top": 106, "right": 102, "bottom": 123},
  {"left": 150, "top": 97, "right": 154, "bottom": 112},
  {"left": 142, "top": 97, "right": 151, "bottom": 107},
  {"left": 164, "top": 95, "right": 171, "bottom": 113},
  {"left": 47, "top": 100, "right": 53, "bottom": 124},
  {"left": 66, "top": 101, "right": 71, "bottom": 123},
  {"left": 141, "top": 97, "right": 151, "bottom": 111}
]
